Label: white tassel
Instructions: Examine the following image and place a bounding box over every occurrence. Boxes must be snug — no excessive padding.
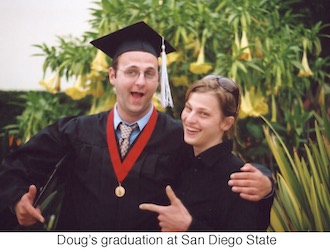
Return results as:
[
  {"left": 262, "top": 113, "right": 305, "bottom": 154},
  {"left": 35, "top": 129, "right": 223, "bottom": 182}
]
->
[{"left": 160, "top": 37, "right": 174, "bottom": 108}]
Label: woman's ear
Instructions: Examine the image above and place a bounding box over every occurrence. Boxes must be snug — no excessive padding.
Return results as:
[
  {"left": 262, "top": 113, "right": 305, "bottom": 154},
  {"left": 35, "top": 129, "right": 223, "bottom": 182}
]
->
[{"left": 220, "top": 116, "right": 235, "bottom": 132}]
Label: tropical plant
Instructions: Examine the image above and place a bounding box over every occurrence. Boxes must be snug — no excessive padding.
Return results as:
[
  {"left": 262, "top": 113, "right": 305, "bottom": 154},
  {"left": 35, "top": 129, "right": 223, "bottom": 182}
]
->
[
  {"left": 3, "top": 92, "right": 87, "bottom": 144},
  {"left": 32, "top": 0, "right": 330, "bottom": 165},
  {"left": 263, "top": 110, "right": 330, "bottom": 231}
]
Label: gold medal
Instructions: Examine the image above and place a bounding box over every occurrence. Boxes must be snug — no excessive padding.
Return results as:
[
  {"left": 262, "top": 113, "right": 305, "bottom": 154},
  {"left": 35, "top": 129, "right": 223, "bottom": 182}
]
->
[{"left": 115, "top": 185, "right": 125, "bottom": 197}]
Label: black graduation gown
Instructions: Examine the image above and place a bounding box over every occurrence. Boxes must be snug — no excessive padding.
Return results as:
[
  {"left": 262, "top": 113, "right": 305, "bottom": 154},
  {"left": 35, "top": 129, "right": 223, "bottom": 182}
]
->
[
  {"left": 176, "top": 140, "right": 273, "bottom": 231},
  {"left": 0, "top": 110, "right": 185, "bottom": 231}
]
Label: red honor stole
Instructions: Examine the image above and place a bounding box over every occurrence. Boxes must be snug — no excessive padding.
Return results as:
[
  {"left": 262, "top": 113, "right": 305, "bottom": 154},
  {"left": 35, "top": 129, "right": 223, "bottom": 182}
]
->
[{"left": 106, "top": 108, "right": 158, "bottom": 196}]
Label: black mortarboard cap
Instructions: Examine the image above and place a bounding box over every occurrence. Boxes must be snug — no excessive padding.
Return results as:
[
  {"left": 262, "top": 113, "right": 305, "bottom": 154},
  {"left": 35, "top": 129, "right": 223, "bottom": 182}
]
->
[{"left": 90, "top": 21, "right": 175, "bottom": 59}]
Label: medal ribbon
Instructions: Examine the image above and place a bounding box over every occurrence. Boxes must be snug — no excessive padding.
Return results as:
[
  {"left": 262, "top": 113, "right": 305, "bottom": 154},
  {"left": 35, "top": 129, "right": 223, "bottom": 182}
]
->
[{"left": 106, "top": 108, "right": 158, "bottom": 183}]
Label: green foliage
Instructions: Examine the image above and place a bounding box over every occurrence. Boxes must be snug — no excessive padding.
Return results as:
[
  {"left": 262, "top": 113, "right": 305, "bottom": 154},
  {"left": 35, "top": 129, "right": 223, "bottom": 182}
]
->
[
  {"left": 263, "top": 115, "right": 330, "bottom": 231},
  {"left": 34, "top": 37, "right": 95, "bottom": 80},
  {"left": 0, "top": 91, "right": 26, "bottom": 137},
  {"left": 2, "top": 92, "right": 89, "bottom": 147},
  {"left": 31, "top": 0, "right": 330, "bottom": 165}
]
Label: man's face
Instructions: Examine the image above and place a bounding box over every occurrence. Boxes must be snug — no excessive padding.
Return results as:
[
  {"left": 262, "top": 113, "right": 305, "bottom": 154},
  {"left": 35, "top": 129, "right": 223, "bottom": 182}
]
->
[{"left": 109, "top": 51, "right": 159, "bottom": 123}]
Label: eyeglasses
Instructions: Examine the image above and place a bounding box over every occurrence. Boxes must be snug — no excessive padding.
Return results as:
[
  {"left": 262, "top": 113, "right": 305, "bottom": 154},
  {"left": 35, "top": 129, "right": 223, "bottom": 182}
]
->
[
  {"left": 204, "top": 74, "right": 239, "bottom": 98},
  {"left": 204, "top": 74, "right": 238, "bottom": 92},
  {"left": 117, "top": 68, "right": 158, "bottom": 82},
  {"left": 204, "top": 74, "right": 240, "bottom": 115}
]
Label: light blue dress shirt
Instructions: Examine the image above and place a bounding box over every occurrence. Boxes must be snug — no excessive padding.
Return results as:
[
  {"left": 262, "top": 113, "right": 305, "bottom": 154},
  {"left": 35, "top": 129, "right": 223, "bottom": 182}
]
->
[{"left": 113, "top": 104, "right": 153, "bottom": 144}]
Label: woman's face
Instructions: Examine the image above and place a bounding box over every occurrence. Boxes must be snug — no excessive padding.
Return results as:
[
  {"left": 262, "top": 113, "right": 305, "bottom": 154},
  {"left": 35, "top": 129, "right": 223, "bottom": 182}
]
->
[{"left": 181, "top": 91, "right": 231, "bottom": 156}]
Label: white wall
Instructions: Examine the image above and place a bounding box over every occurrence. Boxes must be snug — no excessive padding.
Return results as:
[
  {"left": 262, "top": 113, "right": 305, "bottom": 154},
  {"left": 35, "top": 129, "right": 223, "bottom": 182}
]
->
[{"left": 0, "top": 0, "right": 93, "bottom": 91}]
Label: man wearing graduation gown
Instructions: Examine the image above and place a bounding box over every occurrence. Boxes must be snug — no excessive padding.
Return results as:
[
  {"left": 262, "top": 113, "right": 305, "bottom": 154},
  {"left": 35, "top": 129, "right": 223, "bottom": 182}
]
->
[{"left": 0, "top": 22, "right": 273, "bottom": 231}]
